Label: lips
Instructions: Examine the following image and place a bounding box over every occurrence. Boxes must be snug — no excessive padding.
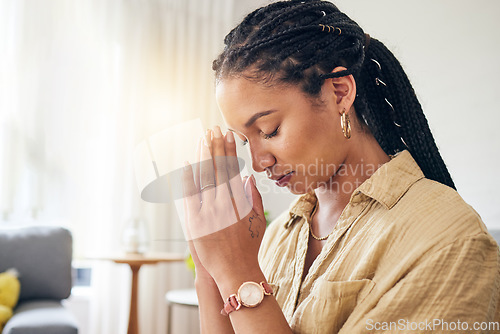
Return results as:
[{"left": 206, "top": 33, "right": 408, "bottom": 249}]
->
[{"left": 274, "top": 171, "right": 294, "bottom": 187}]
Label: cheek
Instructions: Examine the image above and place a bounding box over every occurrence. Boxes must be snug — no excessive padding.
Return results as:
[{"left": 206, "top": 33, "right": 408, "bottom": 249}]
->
[
  {"left": 286, "top": 118, "right": 335, "bottom": 158},
  {"left": 276, "top": 130, "right": 304, "bottom": 160}
]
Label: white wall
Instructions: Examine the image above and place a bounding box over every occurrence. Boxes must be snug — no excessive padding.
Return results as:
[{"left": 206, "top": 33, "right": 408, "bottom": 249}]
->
[{"left": 230, "top": 0, "right": 500, "bottom": 228}]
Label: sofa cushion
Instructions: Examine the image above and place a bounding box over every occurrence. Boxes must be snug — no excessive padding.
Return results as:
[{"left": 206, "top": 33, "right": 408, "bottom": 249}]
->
[
  {"left": 0, "top": 226, "right": 72, "bottom": 301},
  {"left": 3, "top": 300, "right": 78, "bottom": 334}
]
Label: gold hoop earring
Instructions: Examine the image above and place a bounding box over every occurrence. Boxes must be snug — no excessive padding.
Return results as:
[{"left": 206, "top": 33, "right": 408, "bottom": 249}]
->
[{"left": 341, "top": 109, "right": 351, "bottom": 139}]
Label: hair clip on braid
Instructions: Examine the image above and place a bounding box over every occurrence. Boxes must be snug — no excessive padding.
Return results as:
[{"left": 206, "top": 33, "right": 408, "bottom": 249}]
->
[
  {"left": 318, "top": 24, "right": 341, "bottom": 35},
  {"left": 371, "top": 58, "right": 382, "bottom": 70},
  {"left": 370, "top": 59, "right": 402, "bottom": 129},
  {"left": 375, "top": 77, "right": 386, "bottom": 86}
]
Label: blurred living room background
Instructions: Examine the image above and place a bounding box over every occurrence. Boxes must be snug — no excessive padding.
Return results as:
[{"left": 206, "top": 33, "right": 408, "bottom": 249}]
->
[{"left": 1, "top": 0, "right": 499, "bottom": 333}]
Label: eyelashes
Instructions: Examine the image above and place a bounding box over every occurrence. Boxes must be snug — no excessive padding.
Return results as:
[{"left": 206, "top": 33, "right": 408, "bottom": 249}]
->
[
  {"left": 263, "top": 126, "right": 279, "bottom": 139},
  {"left": 240, "top": 126, "right": 280, "bottom": 146}
]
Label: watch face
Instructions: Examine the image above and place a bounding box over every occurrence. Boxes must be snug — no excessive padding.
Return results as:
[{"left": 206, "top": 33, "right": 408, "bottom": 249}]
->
[{"left": 238, "top": 282, "right": 264, "bottom": 307}]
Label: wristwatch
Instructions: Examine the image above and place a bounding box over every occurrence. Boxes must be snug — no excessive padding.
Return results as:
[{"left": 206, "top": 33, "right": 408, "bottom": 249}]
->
[{"left": 221, "top": 281, "right": 274, "bottom": 316}]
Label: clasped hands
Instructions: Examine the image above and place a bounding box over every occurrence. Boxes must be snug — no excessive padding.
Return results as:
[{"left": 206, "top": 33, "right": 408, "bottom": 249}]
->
[{"left": 182, "top": 126, "right": 266, "bottom": 286}]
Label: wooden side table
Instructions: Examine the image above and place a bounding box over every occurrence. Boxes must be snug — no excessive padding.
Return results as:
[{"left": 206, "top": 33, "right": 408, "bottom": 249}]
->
[{"left": 102, "top": 253, "right": 185, "bottom": 334}]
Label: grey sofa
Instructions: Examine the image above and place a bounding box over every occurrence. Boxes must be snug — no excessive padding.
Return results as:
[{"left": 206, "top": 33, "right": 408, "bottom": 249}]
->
[{"left": 0, "top": 226, "right": 78, "bottom": 334}]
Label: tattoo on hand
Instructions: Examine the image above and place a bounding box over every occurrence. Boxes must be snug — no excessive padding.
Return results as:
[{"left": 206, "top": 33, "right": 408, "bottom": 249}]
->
[{"left": 248, "top": 214, "right": 259, "bottom": 238}]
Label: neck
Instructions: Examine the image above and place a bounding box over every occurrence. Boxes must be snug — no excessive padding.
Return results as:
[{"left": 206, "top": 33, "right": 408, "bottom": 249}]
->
[{"left": 314, "top": 132, "right": 390, "bottom": 219}]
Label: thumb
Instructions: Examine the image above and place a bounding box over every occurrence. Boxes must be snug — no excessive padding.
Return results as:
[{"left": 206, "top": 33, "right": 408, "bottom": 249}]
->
[{"left": 244, "top": 174, "right": 265, "bottom": 218}]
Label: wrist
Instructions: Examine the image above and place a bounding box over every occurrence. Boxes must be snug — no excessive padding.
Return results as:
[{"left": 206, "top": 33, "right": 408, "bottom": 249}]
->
[{"left": 195, "top": 275, "right": 218, "bottom": 290}]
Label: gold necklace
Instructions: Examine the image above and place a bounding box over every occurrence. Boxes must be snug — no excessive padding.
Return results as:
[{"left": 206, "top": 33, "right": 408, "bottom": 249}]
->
[{"left": 308, "top": 203, "right": 334, "bottom": 241}]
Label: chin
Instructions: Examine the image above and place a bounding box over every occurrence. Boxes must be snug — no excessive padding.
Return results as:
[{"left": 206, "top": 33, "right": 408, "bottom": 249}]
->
[
  {"left": 287, "top": 187, "right": 308, "bottom": 195},
  {"left": 286, "top": 181, "right": 314, "bottom": 195}
]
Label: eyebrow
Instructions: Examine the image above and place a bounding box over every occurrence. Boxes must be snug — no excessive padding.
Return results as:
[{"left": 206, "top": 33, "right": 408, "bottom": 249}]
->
[{"left": 243, "top": 109, "right": 278, "bottom": 128}]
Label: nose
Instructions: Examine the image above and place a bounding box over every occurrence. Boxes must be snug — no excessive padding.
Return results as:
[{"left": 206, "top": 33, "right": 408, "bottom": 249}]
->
[{"left": 249, "top": 142, "right": 275, "bottom": 173}]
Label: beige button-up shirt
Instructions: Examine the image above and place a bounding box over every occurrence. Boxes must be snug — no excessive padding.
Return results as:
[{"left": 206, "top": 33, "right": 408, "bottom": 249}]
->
[{"left": 259, "top": 150, "right": 500, "bottom": 333}]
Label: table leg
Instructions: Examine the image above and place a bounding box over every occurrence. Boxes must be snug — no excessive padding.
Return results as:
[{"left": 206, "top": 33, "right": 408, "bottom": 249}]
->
[
  {"left": 128, "top": 263, "right": 142, "bottom": 334},
  {"left": 167, "top": 302, "right": 172, "bottom": 334}
]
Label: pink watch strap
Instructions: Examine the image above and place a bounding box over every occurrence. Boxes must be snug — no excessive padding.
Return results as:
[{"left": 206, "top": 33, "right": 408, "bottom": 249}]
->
[
  {"left": 261, "top": 282, "right": 273, "bottom": 295},
  {"left": 221, "top": 294, "right": 241, "bottom": 315}
]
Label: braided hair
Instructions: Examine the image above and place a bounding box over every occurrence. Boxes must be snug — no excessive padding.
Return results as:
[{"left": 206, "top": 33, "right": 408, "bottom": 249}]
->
[{"left": 213, "top": 0, "right": 455, "bottom": 189}]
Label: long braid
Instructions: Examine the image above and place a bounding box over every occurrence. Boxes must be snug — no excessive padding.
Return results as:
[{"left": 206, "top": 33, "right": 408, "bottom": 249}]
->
[
  {"left": 213, "top": 0, "right": 456, "bottom": 189},
  {"left": 353, "top": 38, "right": 455, "bottom": 189}
]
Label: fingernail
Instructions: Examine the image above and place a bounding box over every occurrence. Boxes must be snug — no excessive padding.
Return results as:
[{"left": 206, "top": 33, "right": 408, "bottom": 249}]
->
[
  {"left": 226, "top": 131, "right": 234, "bottom": 143},
  {"left": 213, "top": 126, "right": 222, "bottom": 139},
  {"left": 250, "top": 174, "right": 256, "bottom": 186},
  {"left": 184, "top": 161, "right": 190, "bottom": 170}
]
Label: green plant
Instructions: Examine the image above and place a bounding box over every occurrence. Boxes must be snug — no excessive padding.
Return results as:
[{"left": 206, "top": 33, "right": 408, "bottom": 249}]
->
[
  {"left": 264, "top": 211, "right": 271, "bottom": 226},
  {"left": 185, "top": 253, "right": 196, "bottom": 277}
]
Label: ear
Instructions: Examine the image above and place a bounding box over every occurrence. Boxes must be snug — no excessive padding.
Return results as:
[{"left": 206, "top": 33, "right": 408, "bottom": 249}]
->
[{"left": 328, "top": 66, "right": 357, "bottom": 113}]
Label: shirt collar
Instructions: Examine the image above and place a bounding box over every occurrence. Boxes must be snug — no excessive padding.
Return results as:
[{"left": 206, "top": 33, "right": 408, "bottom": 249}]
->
[
  {"left": 286, "top": 150, "right": 425, "bottom": 225},
  {"left": 288, "top": 191, "right": 316, "bottom": 222},
  {"left": 353, "top": 150, "right": 424, "bottom": 209}
]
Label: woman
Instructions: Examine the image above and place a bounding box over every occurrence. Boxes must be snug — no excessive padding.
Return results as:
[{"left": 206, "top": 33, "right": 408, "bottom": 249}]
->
[{"left": 181, "top": 0, "right": 500, "bottom": 333}]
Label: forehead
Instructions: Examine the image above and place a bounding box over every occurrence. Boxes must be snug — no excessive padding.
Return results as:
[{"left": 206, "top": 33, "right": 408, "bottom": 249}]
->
[
  {"left": 215, "top": 77, "right": 308, "bottom": 128},
  {"left": 216, "top": 77, "right": 279, "bottom": 107}
]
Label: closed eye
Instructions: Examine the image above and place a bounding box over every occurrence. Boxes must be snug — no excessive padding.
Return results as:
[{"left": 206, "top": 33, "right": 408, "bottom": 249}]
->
[
  {"left": 237, "top": 126, "right": 279, "bottom": 146},
  {"left": 262, "top": 126, "right": 279, "bottom": 140}
]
